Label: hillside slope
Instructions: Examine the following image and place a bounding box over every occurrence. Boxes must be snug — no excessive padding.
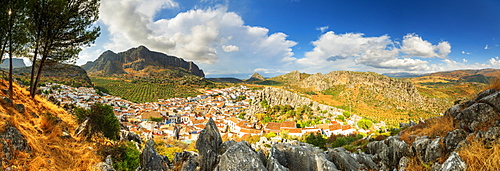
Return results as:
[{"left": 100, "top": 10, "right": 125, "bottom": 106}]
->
[
  {"left": 0, "top": 80, "right": 101, "bottom": 170},
  {"left": 13, "top": 64, "right": 93, "bottom": 87},
  {"left": 266, "top": 70, "right": 444, "bottom": 126}
]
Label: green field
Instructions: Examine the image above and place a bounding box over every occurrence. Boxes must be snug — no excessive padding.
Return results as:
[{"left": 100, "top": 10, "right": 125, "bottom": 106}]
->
[{"left": 91, "top": 77, "right": 202, "bottom": 103}]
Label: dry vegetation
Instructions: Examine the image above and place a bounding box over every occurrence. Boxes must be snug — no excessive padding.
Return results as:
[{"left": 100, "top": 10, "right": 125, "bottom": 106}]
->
[
  {"left": 0, "top": 80, "right": 102, "bottom": 170},
  {"left": 399, "top": 115, "right": 455, "bottom": 144},
  {"left": 458, "top": 138, "right": 500, "bottom": 171}
]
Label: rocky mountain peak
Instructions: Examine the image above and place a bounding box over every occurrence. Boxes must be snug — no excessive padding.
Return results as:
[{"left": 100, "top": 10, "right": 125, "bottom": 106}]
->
[
  {"left": 83, "top": 46, "right": 205, "bottom": 77},
  {"left": 248, "top": 72, "right": 266, "bottom": 81}
]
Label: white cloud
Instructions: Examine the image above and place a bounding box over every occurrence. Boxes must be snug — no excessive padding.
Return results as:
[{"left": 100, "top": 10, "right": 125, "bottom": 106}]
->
[
  {"left": 463, "top": 59, "right": 468, "bottom": 63},
  {"left": 222, "top": 45, "right": 239, "bottom": 52},
  {"left": 461, "top": 51, "right": 471, "bottom": 55},
  {"left": 316, "top": 26, "right": 329, "bottom": 33},
  {"left": 98, "top": 1, "right": 297, "bottom": 75},
  {"left": 485, "top": 44, "right": 490, "bottom": 49},
  {"left": 489, "top": 57, "right": 500, "bottom": 67},
  {"left": 400, "top": 33, "right": 450, "bottom": 58}
]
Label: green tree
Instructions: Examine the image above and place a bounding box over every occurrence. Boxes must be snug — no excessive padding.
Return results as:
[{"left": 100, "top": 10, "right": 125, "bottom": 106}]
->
[
  {"left": 300, "top": 132, "right": 327, "bottom": 150},
  {"left": 357, "top": 119, "right": 373, "bottom": 130},
  {"left": 28, "top": 0, "right": 100, "bottom": 98},
  {"left": 100, "top": 141, "right": 140, "bottom": 171},
  {"left": 74, "top": 103, "right": 120, "bottom": 140}
]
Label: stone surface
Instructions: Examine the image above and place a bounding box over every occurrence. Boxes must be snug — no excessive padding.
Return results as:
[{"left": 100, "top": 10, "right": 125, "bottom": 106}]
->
[
  {"left": 439, "top": 152, "right": 466, "bottom": 171},
  {"left": 0, "top": 125, "right": 31, "bottom": 160},
  {"left": 139, "top": 139, "right": 170, "bottom": 171},
  {"left": 119, "top": 130, "right": 142, "bottom": 144},
  {"left": 195, "top": 118, "right": 222, "bottom": 171},
  {"left": 216, "top": 141, "right": 267, "bottom": 171},
  {"left": 424, "top": 138, "right": 442, "bottom": 163},
  {"left": 444, "top": 129, "right": 468, "bottom": 152},
  {"left": 173, "top": 151, "right": 198, "bottom": 171},
  {"left": 411, "top": 136, "right": 430, "bottom": 162},
  {"left": 367, "top": 136, "right": 408, "bottom": 170},
  {"left": 269, "top": 143, "right": 338, "bottom": 171},
  {"left": 95, "top": 155, "right": 116, "bottom": 171},
  {"left": 328, "top": 148, "right": 359, "bottom": 171}
]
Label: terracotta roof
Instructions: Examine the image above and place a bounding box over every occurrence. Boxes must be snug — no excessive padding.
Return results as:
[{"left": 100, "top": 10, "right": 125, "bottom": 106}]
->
[
  {"left": 282, "top": 128, "right": 302, "bottom": 134},
  {"left": 281, "top": 121, "right": 297, "bottom": 128},
  {"left": 315, "top": 124, "right": 330, "bottom": 130},
  {"left": 342, "top": 125, "right": 352, "bottom": 130},
  {"left": 329, "top": 123, "right": 342, "bottom": 130},
  {"left": 240, "top": 128, "right": 261, "bottom": 134},
  {"left": 265, "top": 122, "right": 281, "bottom": 130},
  {"left": 229, "top": 117, "right": 240, "bottom": 123}
]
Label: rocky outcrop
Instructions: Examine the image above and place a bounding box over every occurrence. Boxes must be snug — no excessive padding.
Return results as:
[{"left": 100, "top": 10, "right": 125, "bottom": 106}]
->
[
  {"left": 0, "top": 124, "right": 31, "bottom": 160},
  {"left": 14, "top": 64, "right": 93, "bottom": 87},
  {"left": 268, "top": 142, "right": 338, "bottom": 171},
  {"left": 195, "top": 118, "right": 222, "bottom": 171},
  {"left": 95, "top": 155, "right": 116, "bottom": 171},
  {"left": 84, "top": 46, "right": 204, "bottom": 77},
  {"left": 247, "top": 72, "right": 266, "bottom": 81},
  {"left": 119, "top": 130, "right": 142, "bottom": 144},
  {"left": 139, "top": 139, "right": 171, "bottom": 171},
  {"left": 216, "top": 141, "right": 267, "bottom": 171},
  {"left": 247, "top": 87, "right": 343, "bottom": 120},
  {"left": 172, "top": 151, "right": 198, "bottom": 171}
]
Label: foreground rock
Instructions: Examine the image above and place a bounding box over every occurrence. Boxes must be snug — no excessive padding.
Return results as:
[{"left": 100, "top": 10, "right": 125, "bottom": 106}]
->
[
  {"left": 138, "top": 139, "right": 171, "bottom": 171},
  {"left": 195, "top": 118, "right": 222, "bottom": 171},
  {"left": 216, "top": 141, "right": 267, "bottom": 171}
]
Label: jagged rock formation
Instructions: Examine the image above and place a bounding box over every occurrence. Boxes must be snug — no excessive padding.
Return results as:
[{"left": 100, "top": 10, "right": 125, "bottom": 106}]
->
[
  {"left": 83, "top": 46, "right": 204, "bottom": 77},
  {"left": 138, "top": 139, "right": 171, "bottom": 171},
  {"left": 246, "top": 87, "right": 343, "bottom": 121},
  {"left": 216, "top": 141, "right": 267, "bottom": 170},
  {"left": 195, "top": 118, "right": 222, "bottom": 171},
  {"left": 247, "top": 72, "right": 266, "bottom": 81}
]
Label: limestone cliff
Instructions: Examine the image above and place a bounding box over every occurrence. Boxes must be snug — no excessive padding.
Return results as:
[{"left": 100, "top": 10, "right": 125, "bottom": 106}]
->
[
  {"left": 83, "top": 46, "right": 205, "bottom": 77},
  {"left": 246, "top": 87, "right": 344, "bottom": 121}
]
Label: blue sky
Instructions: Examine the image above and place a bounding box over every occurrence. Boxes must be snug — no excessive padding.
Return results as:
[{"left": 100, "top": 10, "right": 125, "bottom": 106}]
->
[{"left": 79, "top": 0, "right": 500, "bottom": 78}]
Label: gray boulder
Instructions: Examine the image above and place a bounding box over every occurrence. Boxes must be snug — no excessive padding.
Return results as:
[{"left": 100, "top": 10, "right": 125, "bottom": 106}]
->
[
  {"left": 411, "top": 136, "right": 430, "bottom": 162},
  {"left": 268, "top": 143, "right": 338, "bottom": 171},
  {"left": 367, "top": 136, "right": 408, "bottom": 170},
  {"left": 328, "top": 148, "right": 360, "bottom": 171},
  {"left": 438, "top": 152, "right": 466, "bottom": 171},
  {"left": 216, "top": 141, "right": 267, "bottom": 171},
  {"left": 119, "top": 130, "right": 142, "bottom": 144},
  {"left": 0, "top": 125, "right": 31, "bottom": 160},
  {"left": 139, "top": 139, "right": 170, "bottom": 171},
  {"left": 424, "top": 138, "right": 442, "bottom": 163},
  {"left": 95, "top": 155, "right": 116, "bottom": 171},
  {"left": 173, "top": 151, "right": 198, "bottom": 171},
  {"left": 195, "top": 118, "right": 222, "bottom": 171},
  {"left": 444, "top": 129, "right": 468, "bottom": 152}
]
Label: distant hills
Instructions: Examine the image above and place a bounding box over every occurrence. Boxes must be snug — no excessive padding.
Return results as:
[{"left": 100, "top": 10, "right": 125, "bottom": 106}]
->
[
  {"left": 82, "top": 45, "right": 204, "bottom": 78},
  {"left": 13, "top": 64, "right": 93, "bottom": 87},
  {"left": 0, "top": 58, "right": 27, "bottom": 69}
]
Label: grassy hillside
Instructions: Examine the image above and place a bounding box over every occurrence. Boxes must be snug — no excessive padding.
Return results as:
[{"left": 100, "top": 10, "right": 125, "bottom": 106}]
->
[{"left": 0, "top": 80, "right": 102, "bottom": 170}]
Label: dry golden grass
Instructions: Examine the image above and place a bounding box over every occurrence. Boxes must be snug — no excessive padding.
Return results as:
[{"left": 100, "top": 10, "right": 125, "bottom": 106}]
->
[
  {"left": 399, "top": 115, "right": 455, "bottom": 144},
  {"left": 483, "top": 77, "right": 500, "bottom": 91},
  {"left": 458, "top": 138, "right": 500, "bottom": 171},
  {"left": 0, "top": 80, "right": 102, "bottom": 170},
  {"left": 405, "top": 156, "right": 430, "bottom": 171}
]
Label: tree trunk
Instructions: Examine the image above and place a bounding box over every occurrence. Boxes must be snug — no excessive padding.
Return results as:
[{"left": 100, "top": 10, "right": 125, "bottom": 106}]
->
[
  {"left": 0, "top": 36, "right": 6, "bottom": 62},
  {"left": 29, "top": 42, "right": 39, "bottom": 96},
  {"left": 8, "top": 7, "right": 13, "bottom": 101},
  {"left": 31, "top": 47, "right": 49, "bottom": 99}
]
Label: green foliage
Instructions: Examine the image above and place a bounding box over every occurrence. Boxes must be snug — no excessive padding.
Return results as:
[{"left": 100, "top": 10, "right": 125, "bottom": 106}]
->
[
  {"left": 322, "top": 85, "right": 346, "bottom": 96},
  {"left": 342, "top": 111, "right": 351, "bottom": 118},
  {"left": 237, "top": 112, "right": 246, "bottom": 119},
  {"left": 304, "top": 91, "right": 317, "bottom": 95},
  {"left": 149, "top": 117, "right": 164, "bottom": 122},
  {"left": 328, "top": 134, "right": 364, "bottom": 148},
  {"left": 100, "top": 141, "right": 140, "bottom": 171},
  {"left": 91, "top": 77, "right": 201, "bottom": 103},
  {"left": 357, "top": 119, "right": 373, "bottom": 130},
  {"left": 234, "top": 95, "right": 246, "bottom": 102},
  {"left": 264, "top": 132, "right": 277, "bottom": 139},
  {"left": 260, "top": 100, "right": 270, "bottom": 109},
  {"left": 300, "top": 132, "right": 328, "bottom": 150},
  {"left": 335, "top": 115, "right": 345, "bottom": 122},
  {"left": 74, "top": 103, "right": 120, "bottom": 140}
]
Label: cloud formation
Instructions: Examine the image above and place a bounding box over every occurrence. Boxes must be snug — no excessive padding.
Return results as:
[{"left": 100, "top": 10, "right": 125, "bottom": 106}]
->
[
  {"left": 99, "top": 1, "right": 296, "bottom": 75},
  {"left": 295, "top": 32, "right": 452, "bottom": 72}
]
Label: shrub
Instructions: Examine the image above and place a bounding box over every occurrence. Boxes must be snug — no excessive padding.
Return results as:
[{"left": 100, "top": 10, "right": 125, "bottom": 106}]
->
[
  {"left": 100, "top": 141, "right": 140, "bottom": 171},
  {"left": 300, "top": 132, "right": 327, "bottom": 150},
  {"left": 357, "top": 119, "right": 373, "bottom": 130},
  {"left": 74, "top": 103, "right": 121, "bottom": 140}
]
